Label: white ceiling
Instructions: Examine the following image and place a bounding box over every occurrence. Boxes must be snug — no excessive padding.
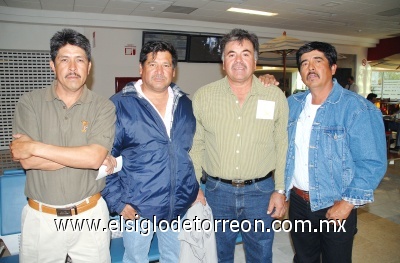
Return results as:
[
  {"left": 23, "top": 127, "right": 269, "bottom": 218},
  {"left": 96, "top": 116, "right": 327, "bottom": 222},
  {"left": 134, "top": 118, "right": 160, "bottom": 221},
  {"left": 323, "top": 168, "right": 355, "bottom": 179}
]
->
[{"left": 1, "top": 0, "right": 399, "bottom": 40}]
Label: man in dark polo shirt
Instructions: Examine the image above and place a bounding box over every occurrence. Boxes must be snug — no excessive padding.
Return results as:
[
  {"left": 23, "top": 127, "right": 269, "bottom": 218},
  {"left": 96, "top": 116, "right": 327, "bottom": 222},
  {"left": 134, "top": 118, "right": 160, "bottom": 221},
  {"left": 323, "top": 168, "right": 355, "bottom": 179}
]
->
[{"left": 9, "top": 28, "right": 115, "bottom": 263}]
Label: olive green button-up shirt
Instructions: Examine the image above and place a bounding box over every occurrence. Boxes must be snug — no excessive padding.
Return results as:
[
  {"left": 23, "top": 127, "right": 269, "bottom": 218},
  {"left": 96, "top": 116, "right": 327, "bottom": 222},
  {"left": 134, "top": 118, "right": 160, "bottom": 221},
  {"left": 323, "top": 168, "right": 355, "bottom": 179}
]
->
[
  {"left": 190, "top": 75, "right": 288, "bottom": 190},
  {"left": 12, "top": 81, "right": 116, "bottom": 205}
]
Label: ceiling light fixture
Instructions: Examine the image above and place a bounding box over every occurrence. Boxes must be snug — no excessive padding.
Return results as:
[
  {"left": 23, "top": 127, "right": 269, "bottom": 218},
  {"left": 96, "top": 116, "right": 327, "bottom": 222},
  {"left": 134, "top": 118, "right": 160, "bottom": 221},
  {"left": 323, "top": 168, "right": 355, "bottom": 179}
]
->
[
  {"left": 258, "top": 66, "right": 282, "bottom": 70},
  {"left": 227, "top": 7, "right": 278, "bottom": 16}
]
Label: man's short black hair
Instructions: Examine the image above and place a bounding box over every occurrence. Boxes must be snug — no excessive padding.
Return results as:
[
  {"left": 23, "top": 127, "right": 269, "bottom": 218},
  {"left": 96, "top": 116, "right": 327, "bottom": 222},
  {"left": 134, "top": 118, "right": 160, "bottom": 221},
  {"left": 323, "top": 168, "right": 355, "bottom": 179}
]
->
[
  {"left": 140, "top": 41, "right": 178, "bottom": 69},
  {"left": 296, "top": 41, "right": 337, "bottom": 71},
  {"left": 50, "top": 28, "right": 91, "bottom": 62},
  {"left": 367, "top": 93, "right": 378, "bottom": 101},
  {"left": 220, "top": 28, "right": 259, "bottom": 61}
]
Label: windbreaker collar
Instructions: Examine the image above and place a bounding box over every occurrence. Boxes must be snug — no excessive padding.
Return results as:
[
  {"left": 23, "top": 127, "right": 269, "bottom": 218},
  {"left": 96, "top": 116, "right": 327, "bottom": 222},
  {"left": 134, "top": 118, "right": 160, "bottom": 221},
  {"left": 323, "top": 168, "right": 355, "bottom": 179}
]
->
[{"left": 121, "top": 80, "right": 187, "bottom": 99}]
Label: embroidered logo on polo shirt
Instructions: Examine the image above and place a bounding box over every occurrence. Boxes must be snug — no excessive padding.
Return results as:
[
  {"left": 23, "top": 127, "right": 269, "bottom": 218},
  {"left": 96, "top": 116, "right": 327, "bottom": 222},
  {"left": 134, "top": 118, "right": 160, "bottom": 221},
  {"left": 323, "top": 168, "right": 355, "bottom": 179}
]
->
[{"left": 81, "top": 120, "right": 89, "bottom": 132}]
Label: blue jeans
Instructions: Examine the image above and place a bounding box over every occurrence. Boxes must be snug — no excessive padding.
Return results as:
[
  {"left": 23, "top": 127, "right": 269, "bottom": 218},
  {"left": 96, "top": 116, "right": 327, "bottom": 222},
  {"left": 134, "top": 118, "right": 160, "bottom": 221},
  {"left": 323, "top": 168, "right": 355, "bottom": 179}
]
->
[
  {"left": 122, "top": 216, "right": 182, "bottom": 263},
  {"left": 205, "top": 176, "right": 275, "bottom": 263}
]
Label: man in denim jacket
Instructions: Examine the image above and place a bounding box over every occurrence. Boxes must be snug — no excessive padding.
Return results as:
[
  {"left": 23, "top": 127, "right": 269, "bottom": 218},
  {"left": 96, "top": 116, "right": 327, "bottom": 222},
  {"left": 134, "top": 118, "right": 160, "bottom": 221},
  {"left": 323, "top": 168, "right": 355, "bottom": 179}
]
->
[{"left": 285, "top": 41, "right": 387, "bottom": 263}]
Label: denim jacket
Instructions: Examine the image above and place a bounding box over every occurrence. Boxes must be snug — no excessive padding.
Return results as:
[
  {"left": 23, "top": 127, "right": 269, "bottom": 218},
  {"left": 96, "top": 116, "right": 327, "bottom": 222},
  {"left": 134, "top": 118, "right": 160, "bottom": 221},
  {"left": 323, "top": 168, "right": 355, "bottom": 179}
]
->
[{"left": 285, "top": 79, "right": 387, "bottom": 211}]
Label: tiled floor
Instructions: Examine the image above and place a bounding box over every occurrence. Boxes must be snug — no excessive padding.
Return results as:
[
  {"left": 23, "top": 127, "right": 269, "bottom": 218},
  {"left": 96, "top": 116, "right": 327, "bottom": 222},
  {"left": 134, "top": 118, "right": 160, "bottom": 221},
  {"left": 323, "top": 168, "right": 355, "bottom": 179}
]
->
[{"left": 233, "top": 159, "right": 400, "bottom": 263}]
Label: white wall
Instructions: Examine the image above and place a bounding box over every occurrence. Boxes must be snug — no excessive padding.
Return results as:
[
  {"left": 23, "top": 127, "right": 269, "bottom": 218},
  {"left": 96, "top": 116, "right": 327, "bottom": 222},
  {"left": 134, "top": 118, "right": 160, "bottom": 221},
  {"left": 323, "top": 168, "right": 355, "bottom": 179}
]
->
[
  {"left": 0, "top": 7, "right": 374, "bottom": 98},
  {"left": 0, "top": 23, "right": 225, "bottom": 99},
  {"left": 173, "top": 62, "right": 224, "bottom": 98},
  {"left": 334, "top": 44, "right": 369, "bottom": 96},
  {"left": 85, "top": 27, "right": 224, "bottom": 98}
]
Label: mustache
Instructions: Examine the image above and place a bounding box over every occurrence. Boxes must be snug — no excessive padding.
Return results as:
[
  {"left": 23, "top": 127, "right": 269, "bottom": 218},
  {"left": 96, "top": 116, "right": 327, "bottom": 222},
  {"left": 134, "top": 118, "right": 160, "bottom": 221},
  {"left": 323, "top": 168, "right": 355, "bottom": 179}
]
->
[
  {"left": 152, "top": 74, "right": 166, "bottom": 80},
  {"left": 307, "top": 72, "right": 319, "bottom": 78},
  {"left": 65, "top": 73, "right": 81, "bottom": 78},
  {"left": 232, "top": 62, "right": 247, "bottom": 69}
]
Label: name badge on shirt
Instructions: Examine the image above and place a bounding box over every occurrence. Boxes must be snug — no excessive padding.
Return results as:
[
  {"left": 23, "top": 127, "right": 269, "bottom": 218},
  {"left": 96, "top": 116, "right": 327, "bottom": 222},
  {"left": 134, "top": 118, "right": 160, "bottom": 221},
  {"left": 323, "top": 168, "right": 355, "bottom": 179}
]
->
[{"left": 256, "top": 100, "right": 275, "bottom": 120}]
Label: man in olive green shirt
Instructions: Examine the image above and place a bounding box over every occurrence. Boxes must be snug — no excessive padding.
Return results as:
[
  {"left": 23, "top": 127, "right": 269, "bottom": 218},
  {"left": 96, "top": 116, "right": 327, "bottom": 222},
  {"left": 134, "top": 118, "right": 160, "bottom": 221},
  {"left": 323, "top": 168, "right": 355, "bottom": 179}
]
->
[
  {"left": 190, "top": 28, "right": 288, "bottom": 263},
  {"left": 10, "top": 29, "right": 115, "bottom": 263}
]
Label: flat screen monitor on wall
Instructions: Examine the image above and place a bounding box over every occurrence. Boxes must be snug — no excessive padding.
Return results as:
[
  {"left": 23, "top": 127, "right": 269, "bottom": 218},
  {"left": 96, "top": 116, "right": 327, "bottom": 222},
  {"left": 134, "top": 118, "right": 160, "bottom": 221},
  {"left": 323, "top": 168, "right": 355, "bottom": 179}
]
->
[
  {"left": 142, "top": 31, "right": 188, "bottom": 61},
  {"left": 188, "top": 35, "right": 223, "bottom": 63}
]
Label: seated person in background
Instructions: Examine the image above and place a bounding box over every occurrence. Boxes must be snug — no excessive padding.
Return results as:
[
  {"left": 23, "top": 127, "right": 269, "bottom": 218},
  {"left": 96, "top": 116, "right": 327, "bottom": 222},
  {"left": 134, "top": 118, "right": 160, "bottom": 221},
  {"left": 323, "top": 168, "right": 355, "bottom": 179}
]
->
[
  {"left": 367, "top": 93, "right": 378, "bottom": 103},
  {"left": 345, "top": 76, "right": 359, "bottom": 93}
]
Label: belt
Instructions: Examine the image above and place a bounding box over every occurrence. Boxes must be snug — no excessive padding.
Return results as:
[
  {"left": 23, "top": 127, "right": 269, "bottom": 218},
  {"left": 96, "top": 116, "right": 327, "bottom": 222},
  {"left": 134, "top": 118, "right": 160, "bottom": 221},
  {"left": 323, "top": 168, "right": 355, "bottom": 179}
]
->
[
  {"left": 206, "top": 171, "right": 273, "bottom": 187},
  {"left": 28, "top": 193, "right": 101, "bottom": 216},
  {"left": 292, "top": 186, "right": 310, "bottom": 202}
]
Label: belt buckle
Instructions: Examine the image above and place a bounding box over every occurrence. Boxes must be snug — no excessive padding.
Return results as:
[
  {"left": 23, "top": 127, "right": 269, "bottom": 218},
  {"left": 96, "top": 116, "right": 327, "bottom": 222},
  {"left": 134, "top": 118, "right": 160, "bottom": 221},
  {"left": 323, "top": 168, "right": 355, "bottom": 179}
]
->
[
  {"left": 232, "top": 179, "right": 245, "bottom": 187},
  {"left": 56, "top": 206, "right": 77, "bottom": 216}
]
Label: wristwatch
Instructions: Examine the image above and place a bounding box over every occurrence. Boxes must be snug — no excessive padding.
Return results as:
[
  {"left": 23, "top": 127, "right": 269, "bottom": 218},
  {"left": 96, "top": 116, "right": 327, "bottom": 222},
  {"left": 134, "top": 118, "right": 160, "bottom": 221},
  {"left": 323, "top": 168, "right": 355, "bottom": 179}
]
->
[{"left": 275, "top": 189, "right": 286, "bottom": 195}]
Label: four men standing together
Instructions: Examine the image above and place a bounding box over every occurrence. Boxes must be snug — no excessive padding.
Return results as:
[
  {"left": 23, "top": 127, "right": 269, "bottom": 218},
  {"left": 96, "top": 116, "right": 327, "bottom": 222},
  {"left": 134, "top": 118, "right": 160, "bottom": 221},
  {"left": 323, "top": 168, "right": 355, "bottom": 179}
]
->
[{"left": 10, "top": 27, "right": 386, "bottom": 263}]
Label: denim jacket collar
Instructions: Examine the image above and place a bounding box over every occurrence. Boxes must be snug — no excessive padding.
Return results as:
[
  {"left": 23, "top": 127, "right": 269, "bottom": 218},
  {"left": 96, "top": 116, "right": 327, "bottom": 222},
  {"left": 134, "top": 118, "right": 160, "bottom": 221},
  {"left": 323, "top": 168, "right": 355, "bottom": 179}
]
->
[{"left": 293, "top": 78, "right": 342, "bottom": 106}]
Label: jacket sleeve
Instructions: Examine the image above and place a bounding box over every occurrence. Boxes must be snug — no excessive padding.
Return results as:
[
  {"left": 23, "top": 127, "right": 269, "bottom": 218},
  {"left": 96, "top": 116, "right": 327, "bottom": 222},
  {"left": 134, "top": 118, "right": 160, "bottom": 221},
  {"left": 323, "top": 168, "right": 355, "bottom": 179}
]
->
[
  {"left": 102, "top": 170, "right": 127, "bottom": 214},
  {"left": 342, "top": 106, "right": 387, "bottom": 205},
  {"left": 101, "top": 98, "right": 127, "bottom": 214}
]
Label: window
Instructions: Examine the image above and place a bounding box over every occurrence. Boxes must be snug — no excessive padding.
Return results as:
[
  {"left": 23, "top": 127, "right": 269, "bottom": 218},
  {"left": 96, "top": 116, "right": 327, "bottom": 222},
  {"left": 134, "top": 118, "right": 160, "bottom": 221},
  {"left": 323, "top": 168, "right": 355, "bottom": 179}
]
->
[{"left": 371, "top": 71, "right": 400, "bottom": 99}]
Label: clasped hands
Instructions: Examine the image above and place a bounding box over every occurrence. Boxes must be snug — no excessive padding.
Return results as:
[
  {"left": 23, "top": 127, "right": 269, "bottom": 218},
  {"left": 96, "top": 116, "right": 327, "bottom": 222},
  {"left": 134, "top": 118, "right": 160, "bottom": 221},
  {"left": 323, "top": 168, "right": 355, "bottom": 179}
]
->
[{"left": 9, "top": 134, "right": 35, "bottom": 161}]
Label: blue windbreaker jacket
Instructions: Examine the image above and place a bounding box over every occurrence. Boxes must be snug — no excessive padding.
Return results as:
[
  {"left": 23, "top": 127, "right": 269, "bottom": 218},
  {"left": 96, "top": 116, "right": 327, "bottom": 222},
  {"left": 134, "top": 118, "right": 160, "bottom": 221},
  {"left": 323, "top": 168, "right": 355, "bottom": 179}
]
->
[{"left": 102, "top": 82, "right": 199, "bottom": 222}]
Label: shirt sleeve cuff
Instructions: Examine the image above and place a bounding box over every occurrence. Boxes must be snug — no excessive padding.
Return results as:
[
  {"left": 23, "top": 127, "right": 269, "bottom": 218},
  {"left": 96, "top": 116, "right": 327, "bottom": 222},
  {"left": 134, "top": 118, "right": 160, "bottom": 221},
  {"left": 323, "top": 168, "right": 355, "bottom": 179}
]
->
[{"left": 342, "top": 187, "right": 374, "bottom": 206}]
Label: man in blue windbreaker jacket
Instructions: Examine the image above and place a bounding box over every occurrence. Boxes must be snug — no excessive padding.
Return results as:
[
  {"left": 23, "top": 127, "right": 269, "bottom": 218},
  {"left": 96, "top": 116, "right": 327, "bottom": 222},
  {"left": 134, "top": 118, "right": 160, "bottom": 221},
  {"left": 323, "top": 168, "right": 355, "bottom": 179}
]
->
[
  {"left": 102, "top": 41, "right": 205, "bottom": 263},
  {"left": 285, "top": 41, "right": 387, "bottom": 263}
]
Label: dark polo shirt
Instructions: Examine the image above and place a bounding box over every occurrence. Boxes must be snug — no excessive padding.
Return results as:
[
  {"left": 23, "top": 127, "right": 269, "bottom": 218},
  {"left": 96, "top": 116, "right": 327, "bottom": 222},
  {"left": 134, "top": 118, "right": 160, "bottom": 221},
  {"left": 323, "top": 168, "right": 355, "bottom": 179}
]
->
[{"left": 13, "top": 80, "right": 116, "bottom": 205}]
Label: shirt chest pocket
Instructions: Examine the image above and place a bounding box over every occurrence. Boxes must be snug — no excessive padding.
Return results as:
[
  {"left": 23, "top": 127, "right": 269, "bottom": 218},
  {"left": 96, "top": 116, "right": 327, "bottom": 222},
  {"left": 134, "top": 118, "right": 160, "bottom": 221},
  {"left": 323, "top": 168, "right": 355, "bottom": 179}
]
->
[{"left": 321, "top": 127, "right": 346, "bottom": 162}]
